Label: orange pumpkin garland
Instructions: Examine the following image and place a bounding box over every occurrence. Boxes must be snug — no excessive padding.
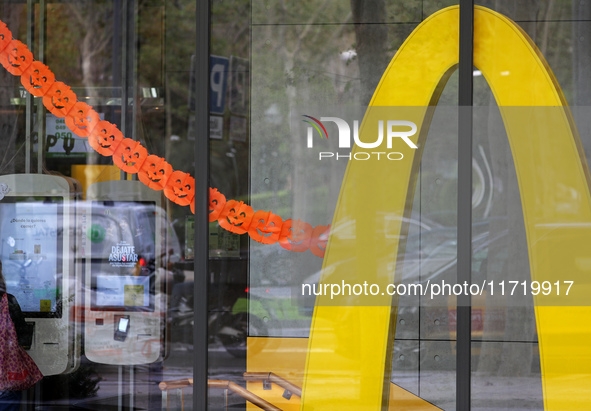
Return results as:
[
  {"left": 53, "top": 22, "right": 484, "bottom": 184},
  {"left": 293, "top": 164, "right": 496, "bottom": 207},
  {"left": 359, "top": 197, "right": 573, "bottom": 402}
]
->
[
  {"left": 208, "top": 188, "right": 226, "bottom": 222},
  {"left": 0, "top": 22, "right": 12, "bottom": 53},
  {"left": 88, "top": 120, "right": 124, "bottom": 156},
  {"left": 65, "top": 102, "right": 101, "bottom": 137},
  {"left": 309, "top": 224, "right": 331, "bottom": 258},
  {"left": 219, "top": 200, "right": 254, "bottom": 235},
  {"left": 164, "top": 170, "right": 195, "bottom": 206},
  {"left": 138, "top": 155, "right": 173, "bottom": 191},
  {"left": 0, "top": 18, "right": 330, "bottom": 257},
  {"left": 0, "top": 40, "right": 33, "bottom": 75},
  {"left": 279, "top": 219, "right": 313, "bottom": 252},
  {"left": 43, "top": 81, "right": 77, "bottom": 117},
  {"left": 112, "top": 138, "right": 148, "bottom": 173},
  {"left": 21, "top": 61, "right": 55, "bottom": 97},
  {"left": 248, "top": 211, "right": 283, "bottom": 245}
]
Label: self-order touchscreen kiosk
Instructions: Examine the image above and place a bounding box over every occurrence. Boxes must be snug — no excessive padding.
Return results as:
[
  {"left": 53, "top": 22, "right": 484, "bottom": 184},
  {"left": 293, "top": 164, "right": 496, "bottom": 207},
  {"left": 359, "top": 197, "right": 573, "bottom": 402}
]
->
[
  {"left": 83, "top": 180, "right": 164, "bottom": 365},
  {"left": 0, "top": 174, "right": 79, "bottom": 376}
]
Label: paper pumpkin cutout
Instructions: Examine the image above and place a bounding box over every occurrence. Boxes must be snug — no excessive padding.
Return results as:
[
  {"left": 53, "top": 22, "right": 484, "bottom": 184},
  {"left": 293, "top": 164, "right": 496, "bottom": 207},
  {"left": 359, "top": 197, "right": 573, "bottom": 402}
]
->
[
  {"left": 88, "top": 121, "right": 124, "bottom": 156},
  {"left": 0, "top": 22, "right": 330, "bottom": 257},
  {"left": 309, "top": 224, "right": 330, "bottom": 258},
  {"left": 0, "top": 22, "right": 12, "bottom": 53},
  {"left": 164, "top": 171, "right": 195, "bottom": 206},
  {"left": 279, "top": 219, "right": 313, "bottom": 252},
  {"left": 218, "top": 200, "right": 254, "bottom": 235},
  {"left": 248, "top": 211, "right": 283, "bottom": 245},
  {"left": 138, "top": 155, "right": 173, "bottom": 191},
  {"left": 65, "top": 102, "right": 100, "bottom": 137},
  {"left": 43, "top": 81, "right": 77, "bottom": 117},
  {"left": 208, "top": 188, "right": 226, "bottom": 222},
  {"left": 112, "top": 138, "right": 148, "bottom": 173},
  {"left": 21, "top": 61, "right": 55, "bottom": 97},
  {"left": 0, "top": 40, "right": 33, "bottom": 75}
]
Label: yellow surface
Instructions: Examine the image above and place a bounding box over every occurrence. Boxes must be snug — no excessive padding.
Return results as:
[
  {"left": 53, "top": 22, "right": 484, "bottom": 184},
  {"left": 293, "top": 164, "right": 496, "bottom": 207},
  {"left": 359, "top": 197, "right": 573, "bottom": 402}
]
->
[
  {"left": 301, "top": 5, "right": 591, "bottom": 411},
  {"left": 475, "top": 8, "right": 591, "bottom": 410},
  {"left": 302, "top": 7, "right": 459, "bottom": 410},
  {"left": 389, "top": 384, "right": 442, "bottom": 410},
  {"left": 246, "top": 337, "right": 441, "bottom": 410},
  {"left": 124, "top": 285, "right": 145, "bottom": 306},
  {"left": 40, "top": 300, "right": 51, "bottom": 312},
  {"left": 71, "top": 164, "right": 122, "bottom": 199},
  {"left": 246, "top": 337, "right": 308, "bottom": 411}
]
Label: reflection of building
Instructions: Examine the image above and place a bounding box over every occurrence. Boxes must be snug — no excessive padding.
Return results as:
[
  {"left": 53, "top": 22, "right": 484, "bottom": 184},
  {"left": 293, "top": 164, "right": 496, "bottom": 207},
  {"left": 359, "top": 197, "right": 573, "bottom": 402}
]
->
[{"left": 0, "top": 1, "right": 589, "bottom": 409}]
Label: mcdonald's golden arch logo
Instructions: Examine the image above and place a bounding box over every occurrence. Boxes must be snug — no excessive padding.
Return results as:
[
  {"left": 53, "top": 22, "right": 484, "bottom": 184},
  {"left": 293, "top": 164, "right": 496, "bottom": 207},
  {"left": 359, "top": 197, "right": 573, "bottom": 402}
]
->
[{"left": 302, "top": 6, "right": 591, "bottom": 411}]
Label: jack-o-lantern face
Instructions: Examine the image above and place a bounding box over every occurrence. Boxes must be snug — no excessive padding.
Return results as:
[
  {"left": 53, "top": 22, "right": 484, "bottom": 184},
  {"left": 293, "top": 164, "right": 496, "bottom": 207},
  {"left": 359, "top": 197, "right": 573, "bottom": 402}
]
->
[
  {"left": 218, "top": 200, "right": 254, "bottom": 235},
  {"left": 21, "top": 61, "right": 55, "bottom": 97},
  {"left": 309, "top": 224, "right": 330, "bottom": 258},
  {"left": 279, "top": 219, "right": 313, "bottom": 252},
  {"left": 0, "top": 40, "right": 33, "bottom": 75},
  {"left": 112, "top": 139, "right": 148, "bottom": 173},
  {"left": 248, "top": 211, "right": 283, "bottom": 244},
  {"left": 88, "top": 121, "right": 124, "bottom": 156},
  {"left": 65, "top": 102, "right": 100, "bottom": 137},
  {"left": 164, "top": 171, "right": 195, "bottom": 206},
  {"left": 0, "top": 23, "right": 12, "bottom": 53},
  {"left": 208, "top": 188, "right": 226, "bottom": 222},
  {"left": 43, "top": 81, "right": 77, "bottom": 117},
  {"left": 138, "top": 155, "right": 173, "bottom": 191}
]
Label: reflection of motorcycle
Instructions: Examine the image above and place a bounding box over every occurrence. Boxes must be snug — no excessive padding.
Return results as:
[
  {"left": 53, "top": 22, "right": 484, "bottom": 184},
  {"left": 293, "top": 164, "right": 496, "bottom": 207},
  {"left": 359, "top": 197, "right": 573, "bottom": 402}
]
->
[
  {"left": 168, "top": 283, "right": 267, "bottom": 358},
  {"left": 210, "top": 310, "right": 267, "bottom": 358},
  {"left": 209, "top": 310, "right": 247, "bottom": 357}
]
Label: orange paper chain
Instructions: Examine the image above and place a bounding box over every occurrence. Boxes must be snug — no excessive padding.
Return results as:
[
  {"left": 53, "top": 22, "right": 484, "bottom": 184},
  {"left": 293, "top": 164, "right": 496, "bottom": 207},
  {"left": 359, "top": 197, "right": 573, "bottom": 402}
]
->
[{"left": 0, "top": 20, "right": 329, "bottom": 257}]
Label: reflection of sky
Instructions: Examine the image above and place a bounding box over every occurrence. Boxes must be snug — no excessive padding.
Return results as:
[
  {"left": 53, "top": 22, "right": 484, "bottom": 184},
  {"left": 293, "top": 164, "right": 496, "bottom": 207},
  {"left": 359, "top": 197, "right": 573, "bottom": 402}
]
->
[{"left": 0, "top": 201, "right": 58, "bottom": 313}]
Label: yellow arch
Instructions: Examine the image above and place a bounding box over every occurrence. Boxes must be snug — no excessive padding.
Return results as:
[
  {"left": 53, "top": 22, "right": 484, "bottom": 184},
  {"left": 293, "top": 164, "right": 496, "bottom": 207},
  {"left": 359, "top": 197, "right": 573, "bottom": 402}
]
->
[{"left": 302, "top": 6, "right": 591, "bottom": 410}]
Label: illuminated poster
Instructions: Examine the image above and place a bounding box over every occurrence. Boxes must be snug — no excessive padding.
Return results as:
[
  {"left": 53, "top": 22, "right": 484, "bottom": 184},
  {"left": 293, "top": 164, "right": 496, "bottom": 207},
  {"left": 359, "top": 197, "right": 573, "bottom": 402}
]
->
[
  {"left": 90, "top": 201, "right": 156, "bottom": 311},
  {"left": 95, "top": 275, "right": 150, "bottom": 307},
  {"left": 0, "top": 198, "right": 61, "bottom": 315}
]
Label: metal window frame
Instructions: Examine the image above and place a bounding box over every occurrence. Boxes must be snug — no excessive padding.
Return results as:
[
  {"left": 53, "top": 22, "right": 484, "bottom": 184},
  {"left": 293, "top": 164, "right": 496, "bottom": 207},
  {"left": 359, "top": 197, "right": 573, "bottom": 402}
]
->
[
  {"left": 193, "top": 1, "right": 476, "bottom": 409},
  {"left": 457, "top": 0, "right": 474, "bottom": 410},
  {"left": 194, "top": 0, "right": 210, "bottom": 410}
]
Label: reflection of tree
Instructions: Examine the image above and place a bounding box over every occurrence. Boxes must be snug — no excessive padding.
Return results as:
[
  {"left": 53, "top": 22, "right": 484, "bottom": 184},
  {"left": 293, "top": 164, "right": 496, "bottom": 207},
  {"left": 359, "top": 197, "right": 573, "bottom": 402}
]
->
[
  {"left": 45, "top": 3, "right": 114, "bottom": 95},
  {"left": 280, "top": 1, "right": 352, "bottom": 221},
  {"left": 0, "top": 4, "right": 24, "bottom": 174},
  {"left": 64, "top": 3, "right": 113, "bottom": 97},
  {"left": 250, "top": 0, "right": 355, "bottom": 220},
  {"left": 351, "top": 0, "right": 388, "bottom": 107}
]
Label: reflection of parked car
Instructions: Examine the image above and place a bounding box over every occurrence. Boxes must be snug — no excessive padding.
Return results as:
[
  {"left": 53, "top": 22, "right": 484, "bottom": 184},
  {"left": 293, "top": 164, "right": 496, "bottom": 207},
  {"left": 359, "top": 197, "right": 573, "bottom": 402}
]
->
[
  {"left": 393, "top": 223, "right": 511, "bottom": 370},
  {"left": 244, "top": 219, "right": 517, "bottom": 367}
]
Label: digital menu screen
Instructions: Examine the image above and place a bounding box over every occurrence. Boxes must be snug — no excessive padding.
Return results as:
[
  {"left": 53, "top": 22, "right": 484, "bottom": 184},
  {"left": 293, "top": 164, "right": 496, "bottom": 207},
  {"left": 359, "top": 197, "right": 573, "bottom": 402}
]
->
[
  {"left": 90, "top": 201, "right": 156, "bottom": 312},
  {"left": 0, "top": 197, "right": 63, "bottom": 317}
]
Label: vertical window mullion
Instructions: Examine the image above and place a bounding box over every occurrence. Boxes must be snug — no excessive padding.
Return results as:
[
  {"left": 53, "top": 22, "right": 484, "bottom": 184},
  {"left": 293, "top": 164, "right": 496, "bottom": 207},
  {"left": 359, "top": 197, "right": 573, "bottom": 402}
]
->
[
  {"left": 457, "top": 0, "right": 474, "bottom": 410},
  {"left": 194, "top": 0, "right": 210, "bottom": 410}
]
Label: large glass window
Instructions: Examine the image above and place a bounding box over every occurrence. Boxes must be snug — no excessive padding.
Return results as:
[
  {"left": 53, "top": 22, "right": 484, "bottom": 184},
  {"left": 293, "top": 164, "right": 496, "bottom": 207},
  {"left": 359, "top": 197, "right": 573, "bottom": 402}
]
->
[
  {"left": 1, "top": 0, "right": 589, "bottom": 409},
  {"left": 0, "top": 0, "right": 196, "bottom": 409}
]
